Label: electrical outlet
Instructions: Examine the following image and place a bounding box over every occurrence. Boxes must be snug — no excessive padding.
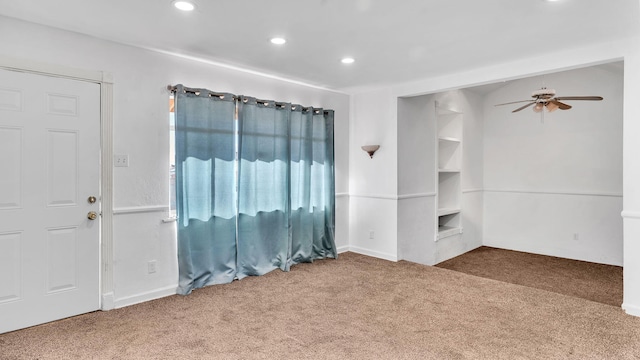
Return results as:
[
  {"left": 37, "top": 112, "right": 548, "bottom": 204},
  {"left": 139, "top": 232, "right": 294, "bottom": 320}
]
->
[
  {"left": 114, "top": 154, "right": 129, "bottom": 167},
  {"left": 148, "top": 260, "right": 157, "bottom": 274},
  {"left": 369, "top": 231, "right": 375, "bottom": 239}
]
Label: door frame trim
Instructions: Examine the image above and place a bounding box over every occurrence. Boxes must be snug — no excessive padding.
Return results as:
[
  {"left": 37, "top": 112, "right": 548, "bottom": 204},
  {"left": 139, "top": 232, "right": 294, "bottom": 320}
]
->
[{"left": 0, "top": 56, "right": 115, "bottom": 311}]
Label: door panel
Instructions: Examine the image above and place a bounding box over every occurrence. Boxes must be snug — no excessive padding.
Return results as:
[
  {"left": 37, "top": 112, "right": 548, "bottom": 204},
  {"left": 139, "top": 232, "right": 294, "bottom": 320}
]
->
[
  {"left": 0, "top": 88, "right": 22, "bottom": 111},
  {"left": 46, "top": 129, "right": 79, "bottom": 206},
  {"left": 46, "top": 226, "right": 79, "bottom": 293},
  {"left": 0, "top": 68, "right": 100, "bottom": 334},
  {"left": 0, "top": 126, "right": 22, "bottom": 209},
  {"left": 0, "top": 232, "right": 22, "bottom": 303}
]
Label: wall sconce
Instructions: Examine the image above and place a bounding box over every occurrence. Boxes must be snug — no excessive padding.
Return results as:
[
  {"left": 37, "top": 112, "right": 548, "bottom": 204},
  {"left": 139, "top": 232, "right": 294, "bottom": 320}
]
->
[{"left": 361, "top": 145, "right": 380, "bottom": 159}]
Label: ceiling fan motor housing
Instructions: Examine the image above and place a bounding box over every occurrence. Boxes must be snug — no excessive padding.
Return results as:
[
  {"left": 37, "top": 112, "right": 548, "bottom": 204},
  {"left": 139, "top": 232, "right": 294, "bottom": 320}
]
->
[{"left": 531, "top": 88, "right": 556, "bottom": 99}]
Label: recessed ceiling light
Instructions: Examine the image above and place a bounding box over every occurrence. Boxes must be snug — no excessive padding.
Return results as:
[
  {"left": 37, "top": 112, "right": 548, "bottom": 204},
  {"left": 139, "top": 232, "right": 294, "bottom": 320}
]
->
[
  {"left": 341, "top": 57, "right": 355, "bottom": 64},
  {"left": 173, "top": 1, "right": 195, "bottom": 11},
  {"left": 270, "top": 38, "right": 286, "bottom": 45}
]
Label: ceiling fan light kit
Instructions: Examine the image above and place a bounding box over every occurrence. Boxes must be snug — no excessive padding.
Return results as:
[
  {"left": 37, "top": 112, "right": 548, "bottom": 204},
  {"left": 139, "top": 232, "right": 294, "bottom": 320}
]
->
[{"left": 533, "top": 103, "right": 544, "bottom": 113}]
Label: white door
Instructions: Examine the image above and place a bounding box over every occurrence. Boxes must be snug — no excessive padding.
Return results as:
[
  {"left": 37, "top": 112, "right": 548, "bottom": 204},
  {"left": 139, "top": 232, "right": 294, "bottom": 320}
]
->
[{"left": 0, "top": 68, "right": 100, "bottom": 334}]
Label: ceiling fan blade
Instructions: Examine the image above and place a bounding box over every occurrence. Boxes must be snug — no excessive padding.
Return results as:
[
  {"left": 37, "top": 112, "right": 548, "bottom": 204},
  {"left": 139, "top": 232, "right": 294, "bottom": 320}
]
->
[
  {"left": 495, "top": 100, "right": 533, "bottom": 106},
  {"left": 550, "top": 99, "right": 572, "bottom": 110},
  {"left": 512, "top": 102, "right": 536, "bottom": 113},
  {"left": 554, "top": 96, "right": 603, "bottom": 101}
]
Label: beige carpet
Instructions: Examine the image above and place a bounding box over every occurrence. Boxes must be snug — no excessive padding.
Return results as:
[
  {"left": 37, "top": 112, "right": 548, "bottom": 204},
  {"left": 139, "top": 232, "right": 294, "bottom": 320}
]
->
[
  {"left": 2, "top": 252, "right": 640, "bottom": 359},
  {"left": 436, "top": 246, "right": 623, "bottom": 307}
]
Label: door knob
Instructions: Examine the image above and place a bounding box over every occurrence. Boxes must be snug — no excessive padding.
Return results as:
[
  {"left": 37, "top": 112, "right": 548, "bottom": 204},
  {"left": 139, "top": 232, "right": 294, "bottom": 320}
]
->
[
  {"left": 88, "top": 196, "right": 97, "bottom": 204},
  {"left": 87, "top": 211, "right": 98, "bottom": 220}
]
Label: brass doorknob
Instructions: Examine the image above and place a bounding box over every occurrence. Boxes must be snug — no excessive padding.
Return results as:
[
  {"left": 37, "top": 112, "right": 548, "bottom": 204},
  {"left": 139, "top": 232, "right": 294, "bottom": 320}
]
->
[
  {"left": 87, "top": 211, "right": 98, "bottom": 220},
  {"left": 88, "top": 196, "right": 97, "bottom": 204}
]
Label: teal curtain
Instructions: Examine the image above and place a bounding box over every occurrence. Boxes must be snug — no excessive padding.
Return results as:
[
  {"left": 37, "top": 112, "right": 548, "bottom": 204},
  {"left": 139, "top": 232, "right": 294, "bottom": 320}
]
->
[
  {"left": 289, "top": 106, "right": 336, "bottom": 266},
  {"left": 175, "top": 85, "right": 336, "bottom": 294},
  {"left": 236, "top": 97, "right": 291, "bottom": 278},
  {"left": 175, "top": 86, "right": 237, "bottom": 294}
]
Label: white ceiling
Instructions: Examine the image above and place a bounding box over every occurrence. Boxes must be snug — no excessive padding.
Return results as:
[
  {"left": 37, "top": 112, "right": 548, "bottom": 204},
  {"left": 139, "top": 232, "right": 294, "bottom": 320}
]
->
[{"left": 0, "top": 0, "right": 637, "bottom": 93}]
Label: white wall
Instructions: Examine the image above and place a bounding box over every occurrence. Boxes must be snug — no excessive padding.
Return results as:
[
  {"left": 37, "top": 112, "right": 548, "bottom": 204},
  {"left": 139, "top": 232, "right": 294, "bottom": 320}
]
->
[
  {"left": 622, "top": 41, "right": 640, "bottom": 316},
  {"left": 348, "top": 88, "right": 398, "bottom": 260},
  {"left": 397, "top": 95, "right": 436, "bottom": 263},
  {"left": 458, "top": 89, "right": 484, "bottom": 260},
  {"left": 483, "top": 65, "right": 624, "bottom": 265},
  {"left": 0, "top": 16, "right": 350, "bottom": 307}
]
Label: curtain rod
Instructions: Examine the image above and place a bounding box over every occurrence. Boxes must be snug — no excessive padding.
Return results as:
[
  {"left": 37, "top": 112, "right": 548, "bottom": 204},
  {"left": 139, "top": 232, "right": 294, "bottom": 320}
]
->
[
  {"left": 167, "top": 84, "right": 237, "bottom": 100},
  {"left": 167, "top": 84, "right": 331, "bottom": 114}
]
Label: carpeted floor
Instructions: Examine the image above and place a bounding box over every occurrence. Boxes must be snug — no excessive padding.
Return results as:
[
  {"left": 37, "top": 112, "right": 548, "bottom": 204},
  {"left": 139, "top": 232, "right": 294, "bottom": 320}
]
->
[
  {"left": 435, "top": 246, "right": 623, "bottom": 307},
  {"left": 2, "top": 252, "right": 639, "bottom": 359}
]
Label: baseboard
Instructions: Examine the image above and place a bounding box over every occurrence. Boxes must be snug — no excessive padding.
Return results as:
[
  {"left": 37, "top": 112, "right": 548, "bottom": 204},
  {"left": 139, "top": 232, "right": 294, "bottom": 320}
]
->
[
  {"left": 483, "top": 237, "right": 623, "bottom": 267},
  {"left": 348, "top": 245, "right": 397, "bottom": 262},
  {"left": 101, "top": 292, "right": 115, "bottom": 311},
  {"left": 336, "top": 245, "right": 350, "bottom": 254},
  {"left": 622, "top": 303, "right": 640, "bottom": 317},
  {"left": 113, "top": 285, "right": 178, "bottom": 309}
]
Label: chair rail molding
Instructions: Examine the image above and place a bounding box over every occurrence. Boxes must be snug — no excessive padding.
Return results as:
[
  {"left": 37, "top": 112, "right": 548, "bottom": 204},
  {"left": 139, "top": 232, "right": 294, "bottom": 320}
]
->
[
  {"left": 462, "top": 188, "right": 483, "bottom": 194},
  {"left": 350, "top": 193, "right": 399, "bottom": 200},
  {"left": 113, "top": 205, "right": 170, "bottom": 215},
  {"left": 484, "top": 188, "right": 622, "bottom": 198},
  {"left": 397, "top": 192, "right": 437, "bottom": 200},
  {"left": 621, "top": 211, "right": 640, "bottom": 219}
]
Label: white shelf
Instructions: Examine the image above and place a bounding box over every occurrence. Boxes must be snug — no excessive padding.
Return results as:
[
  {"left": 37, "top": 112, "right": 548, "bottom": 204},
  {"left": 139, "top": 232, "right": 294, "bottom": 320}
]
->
[
  {"left": 438, "top": 208, "right": 461, "bottom": 217},
  {"left": 436, "top": 107, "right": 462, "bottom": 116},
  {"left": 437, "top": 226, "right": 463, "bottom": 240},
  {"left": 438, "top": 136, "right": 461, "bottom": 143},
  {"left": 435, "top": 101, "right": 463, "bottom": 244}
]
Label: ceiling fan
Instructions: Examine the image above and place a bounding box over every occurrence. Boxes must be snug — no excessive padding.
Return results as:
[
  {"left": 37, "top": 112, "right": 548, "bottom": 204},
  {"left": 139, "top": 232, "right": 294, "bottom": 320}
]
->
[{"left": 495, "top": 87, "right": 603, "bottom": 113}]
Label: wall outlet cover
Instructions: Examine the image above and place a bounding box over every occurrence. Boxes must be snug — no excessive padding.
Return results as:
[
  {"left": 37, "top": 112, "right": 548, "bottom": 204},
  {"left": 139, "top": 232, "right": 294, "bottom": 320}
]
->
[
  {"left": 148, "top": 260, "right": 157, "bottom": 274},
  {"left": 114, "top": 154, "right": 129, "bottom": 167}
]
